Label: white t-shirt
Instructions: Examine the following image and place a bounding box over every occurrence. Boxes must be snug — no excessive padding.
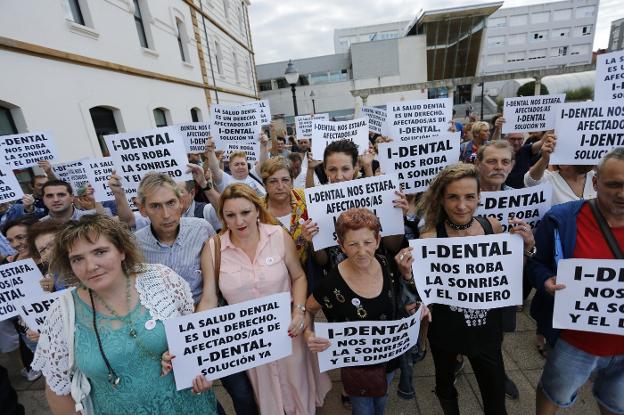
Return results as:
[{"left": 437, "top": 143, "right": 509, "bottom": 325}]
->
[
  {"left": 524, "top": 169, "right": 596, "bottom": 206},
  {"left": 276, "top": 213, "right": 291, "bottom": 228},
  {"left": 216, "top": 172, "right": 266, "bottom": 197}
]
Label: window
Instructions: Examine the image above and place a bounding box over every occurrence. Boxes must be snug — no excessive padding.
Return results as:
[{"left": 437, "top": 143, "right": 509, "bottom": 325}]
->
[
  {"left": 508, "top": 33, "right": 526, "bottom": 45},
  {"left": 238, "top": 5, "right": 245, "bottom": 34},
  {"left": 506, "top": 51, "right": 525, "bottom": 63},
  {"left": 191, "top": 108, "right": 201, "bottom": 122},
  {"left": 259, "top": 80, "right": 273, "bottom": 91},
  {"left": 176, "top": 19, "right": 188, "bottom": 62},
  {"left": 531, "top": 12, "right": 550, "bottom": 24},
  {"left": 89, "top": 107, "right": 119, "bottom": 156},
  {"left": 488, "top": 17, "right": 506, "bottom": 28},
  {"left": 553, "top": 9, "right": 572, "bottom": 21},
  {"left": 530, "top": 31, "right": 547, "bottom": 42},
  {"left": 528, "top": 49, "right": 547, "bottom": 60},
  {"left": 0, "top": 106, "right": 18, "bottom": 136},
  {"left": 214, "top": 40, "right": 223, "bottom": 74},
  {"left": 153, "top": 108, "right": 168, "bottom": 127},
  {"left": 551, "top": 46, "right": 568, "bottom": 57},
  {"left": 489, "top": 53, "right": 505, "bottom": 65},
  {"left": 509, "top": 14, "right": 528, "bottom": 27},
  {"left": 574, "top": 25, "right": 593, "bottom": 37},
  {"left": 553, "top": 28, "right": 569, "bottom": 39},
  {"left": 570, "top": 44, "right": 589, "bottom": 55},
  {"left": 133, "top": 0, "right": 148, "bottom": 48},
  {"left": 222, "top": 0, "right": 229, "bottom": 20},
  {"left": 486, "top": 36, "right": 505, "bottom": 47},
  {"left": 232, "top": 51, "right": 239, "bottom": 82},
  {"left": 310, "top": 72, "right": 329, "bottom": 85},
  {"left": 245, "top": 57, "right": 252, "bottom": 86},
  {"left": 575, "top": 6, "right": 595, "bottom": 18},
  {"left": 65, "top": 0, "right": 85, "bottom": 25}
]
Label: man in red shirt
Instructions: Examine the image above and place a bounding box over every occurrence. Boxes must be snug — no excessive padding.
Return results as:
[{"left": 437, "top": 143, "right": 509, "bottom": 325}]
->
[{"left": 528, "top": 148, "right": 624, "bottom": 415}]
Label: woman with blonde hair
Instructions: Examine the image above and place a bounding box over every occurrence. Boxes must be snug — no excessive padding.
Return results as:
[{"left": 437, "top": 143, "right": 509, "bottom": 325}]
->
[
  {"left": 32, "top": 214, "right": 217, "bottom": 414},
  {"left": 200, "top": 183, "right": 331, "bottom": 414},
  {"left": 459, "top": 121, "right": 490, "bottom": 163},
  {"left": 412, "top": 163, "right": 534, "bottom": 415}
]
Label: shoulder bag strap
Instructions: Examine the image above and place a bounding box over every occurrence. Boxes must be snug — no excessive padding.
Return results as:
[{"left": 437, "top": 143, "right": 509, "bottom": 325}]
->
[
  {"left": 588, "top": 199, "right": 624, "bottom": 259},
  {"left": 210, "top": 235, "right": 222, "bottom": 297}
]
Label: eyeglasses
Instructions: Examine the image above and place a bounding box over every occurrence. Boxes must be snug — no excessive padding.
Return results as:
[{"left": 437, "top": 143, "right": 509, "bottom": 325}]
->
[{"left": 38, "top": 242, "right": 54, "bottom": 257}]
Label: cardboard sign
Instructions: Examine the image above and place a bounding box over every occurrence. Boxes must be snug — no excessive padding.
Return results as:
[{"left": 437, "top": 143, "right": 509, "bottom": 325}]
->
[
  {"left": 18, "top": 289, "right": 68, "bottom": 333},
  {"left": 210, "top": 103, "right": 261, "bottom": 152},
  {"left": 360, "top": 106, "right": 387, "bottom": 135},
  {"left": 164, "top": 292, "right": 292, "bottom": 390},
  {"left": 0, "top": 131, "right": 58, "bottom": 168},
  {"left": 304, "top": 174, "right": 403, "bottom": 250},
  {"left": 52, "top": 159, "right": 90, "bottom": 196},
  {"left": 386, "top": 98, "right": 452, "bottom": 141},
  {"left": 316, "top": 308, "right": 422, "bottom": 372},
  {"left": 310, "top": 118, "right": 369, "bottom": 158},
  {"left": 104, "top": 127, "right": 192, "bottom": 198},
  {"left": 295, "top": 114, "right": 330, "bottom": 140},
  {"left": 476, "top": 183, "right": 553, "bottom": 232},
  {"left": 502, "top": 94, "right": 565, "bottom": 133},
  {"left": 241, "top": 100, "right": 271, "bottom": 126},
  {"left": 553, "top": 259, "right": 624, "bottom": 336},
  {"left": 0, "top": 164, "right": 24, "bottom": 203},
  {"left": 377, "top": 133, "right": 460, "bottom": 193},
  {"left": 409, "top": 233, "right": 524, "bottom": 309},
  {"left": 178, "top": 122, "right": 211, "bottom": 154},
  {"left": 594, "top": 50, "right": 624, "bottom": 101},
  {"left": 552, "top": 101, "right": 624, "bottom": 164},
  {"left": 0, "top": 259, "right": 45, "bottom": 321},
  {"left": 85, "top": 157, "right": 116, "bottom": 202}
]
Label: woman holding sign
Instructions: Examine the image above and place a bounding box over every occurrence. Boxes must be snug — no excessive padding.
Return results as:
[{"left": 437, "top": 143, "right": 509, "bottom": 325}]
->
[
  {"left": 200, "top": 183, "right": 330, "bottom": 415},
  {"left": 415, "top": 163, "right": 535, "bottom": 415},
  {"left": 31, "top": 214, "right": 217, "bottom": 414}
]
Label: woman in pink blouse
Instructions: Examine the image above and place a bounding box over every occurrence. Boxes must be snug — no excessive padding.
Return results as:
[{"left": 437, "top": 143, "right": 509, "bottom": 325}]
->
[{"left": 200, "top": 183, "right": 330, "bottom": 414}]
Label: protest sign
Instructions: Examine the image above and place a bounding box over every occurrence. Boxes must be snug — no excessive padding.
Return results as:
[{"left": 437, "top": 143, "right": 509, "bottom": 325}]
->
[
  {"left": 18, "top": 289, "right": 68, "bottom": 334},
  {"left": 313, "top": 113, "right": 329, "bottom": 121},
  {"left": 0, "top": 164, "right": 24, "bottom": 203},
  {"left": 295, "top": 114, "right": 330, "bottom": 140},
  {"left": 553, "top": 259, "right": 624, "bottom": 336},
  {"left": 477, "top": 183, "right": 552, "bottom": 232},
  {"left": 594, "top": 49, "right": 624, "bottom": 101},
  {"left": 0, "top": 259, "right": 45, "bottom": 321},
  {"left": 552, "top": 101, "right": 624, "bottom": 164},
  {"left": 502, "top": 94, "right": 565, "bottom": 134},
  {"left": 0, "top": 131, "right": 58, "bottom": 168},
  {"left": 315, "top": 308, "right": 422, "bottom": 372},
  {"left": 409, "top": 233, "right": 524, "bottom": 309},
  {"left": 386, "top": 98, "right": 452, "bottom": 141},
  {"left": 241, "top": 100, "right": 271, "bottom": 125},
  {"left": 178, "top": 122, "right": 211, "bottom": 154},
  {"left": 52, "top": 159, "right": 90, "bottom": 196},
  {"left": 377, "top": 133, "right": 459, "bottom": 193},
  {"left": 311, "top": 118, "right": 369, "bottom": 157},
  {"left": 85, "top": 157, "right": 115, "bottom": 202},
  {"left": 360, "top": 106, "right": 387, "bottom": 135},
  {"left": 210, "top": 103, "right": 261, "bottom": 162},
  {"left": 104, "top": 127, "right": 192, "bottom": 197},
  {"left": 164, "top": 292, "right": 291, "bottom": 390},
  {"left": 304, "top": 174, "right": 403, "bottom": 250}
]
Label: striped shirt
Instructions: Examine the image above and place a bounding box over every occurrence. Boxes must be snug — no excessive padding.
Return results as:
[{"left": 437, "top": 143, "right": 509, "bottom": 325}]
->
[{"left": 134, "top": 217, "right": 215, "bottom": 303}]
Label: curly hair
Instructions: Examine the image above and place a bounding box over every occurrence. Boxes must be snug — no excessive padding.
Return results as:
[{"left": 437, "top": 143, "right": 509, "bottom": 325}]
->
[
  {"left": 49, "top": 214, "right": 144, "bottom": 286},
  {"left": 217, "top": 183, "right": 278, "bottom": 229},
  {"left": 416, "top": 163, "right": 480, "bottom": 233}
]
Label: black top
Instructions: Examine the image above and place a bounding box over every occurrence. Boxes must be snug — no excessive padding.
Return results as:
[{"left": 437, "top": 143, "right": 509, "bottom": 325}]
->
[{"left": 427, "top": 216, "right": 504, "bottom": 355}]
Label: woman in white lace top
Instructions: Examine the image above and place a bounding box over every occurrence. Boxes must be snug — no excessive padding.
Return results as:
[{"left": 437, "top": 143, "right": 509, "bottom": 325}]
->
[{"left": 32, "top": 214, "right": 217, "bottom": 414}]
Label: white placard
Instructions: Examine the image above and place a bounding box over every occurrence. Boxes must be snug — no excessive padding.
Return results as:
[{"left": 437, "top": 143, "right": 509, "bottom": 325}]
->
[
  {"left": 360, "top": 106, "right": 387, "bottom": 135},
  {"left": 386, "top": 98, "right": 452, "bottom": 141},
  {"left": 178, "top": 122, "right": 211, "bottom": 154},
  {"left": 316, "top": 308, "right": 422, "bottom": 372},
  {"left": 0, "top": 131, "right": 58, "bottom": 168},
  {"left": 304, "top": 174, "right": 403, "bottom": 250},
  {"left": 164, "top": 292, "right": 292, "bottom": 390},
  {"left": 104, "top": 127, "right": 192, "bottom": 197},
  {"left": 553, "top": 259, "right": 624, "bottom": 336},
  {"left": 210, "top": 103, "right": 261, "bottom": 160},
  {"left": 311, "top": 118, "right": 369, "bottom": 158},
  {"left": 18, "top": 289, "right": 69, "bottom": 333},
  {"left": 85, "top": 157, "right": 116, "bottom": 202},
  {"left": 476, "top": 183, "right": 552, "bottom": 232},
  {"left": 409, "top": 233, "right": 524, "bottom": 309},
  {"left": 52, "top": 159, "right": 90, "bottom": 196},
  {"left": 502, "top": 94, "right": 565, "bottom": 134},
  {"left": 241, "top": 100, "right": 271, "bottom": 126},
  {"left": 377, "top": 133, "right": 460, "bottom": 193},
  {"left": 594, "top": 50, "right": 624, "bottom": 101},
  {"left": 295, "top": 115, "right": 314, "bottom": 140},
  {"left": 552, "top": 101, "right": 624, "bottom": 165},
  {"left": 313, "top": 113, "right": 329, "bottom": 121},
  {"left": 0, "top": 164, "right": 24, "bottom": 203},
  {"left": 0, "top": 259, "right": 45, "bottom": 321}
]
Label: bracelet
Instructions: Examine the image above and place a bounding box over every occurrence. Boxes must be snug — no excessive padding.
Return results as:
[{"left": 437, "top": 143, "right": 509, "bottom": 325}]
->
[
  {"left": 524, "top": 246, "right": 537, "bottom": 258},
  {"left": 294, "top": 303, "right": 306, "bottom": 313},
  {"left": 200, "top": 182, "right": 212, "bottom": 191}
]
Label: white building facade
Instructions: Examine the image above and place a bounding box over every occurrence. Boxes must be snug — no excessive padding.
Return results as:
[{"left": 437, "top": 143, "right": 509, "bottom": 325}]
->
[
  {"left": 0, "top": 0, "right": 258, "bottom": 169},
  {"left": 333, "top": 21, "right": 409, "bottom": 54},
  {"left": 609, "top": 18, "right": 624, "bottom": 51},
  {"left": 478, "top": 0, "right": 598, "bottom": 75}
]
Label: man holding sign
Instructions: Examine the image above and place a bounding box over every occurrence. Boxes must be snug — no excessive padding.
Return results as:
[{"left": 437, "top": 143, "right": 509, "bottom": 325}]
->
[{"left": 528, "top": 148, "right": 624, "bottom": 415}]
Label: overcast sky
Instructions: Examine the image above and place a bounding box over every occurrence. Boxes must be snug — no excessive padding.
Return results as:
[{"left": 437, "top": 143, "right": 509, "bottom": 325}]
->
[{"left": 249, "top": 0, "right": 621, "bottom": 65}]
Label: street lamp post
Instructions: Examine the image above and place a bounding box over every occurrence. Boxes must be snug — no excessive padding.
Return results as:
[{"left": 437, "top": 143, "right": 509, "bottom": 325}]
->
[
  {"left": 309, "top": 90, "right": 316, "bottom": 114},
  {"left": 284, "top": 60, "right": 299, "bottom": 116}
]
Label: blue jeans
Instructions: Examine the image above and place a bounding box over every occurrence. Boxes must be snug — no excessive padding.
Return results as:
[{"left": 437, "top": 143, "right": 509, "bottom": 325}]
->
[
  {"left": 220, "top": 371, "right": 259, "bottom": 415},
  {"left": 540, "top": 338, "right": 624, "bottom": 414},
  {"left": 350, "top": 371, "right": 395, "bottom": 415}
]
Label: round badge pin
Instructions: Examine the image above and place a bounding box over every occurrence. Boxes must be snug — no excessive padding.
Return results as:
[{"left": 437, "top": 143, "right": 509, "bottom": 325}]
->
[
  {"left": 351, "top": 298, "right": 361, "bottom": 307},
  {"left": 144, "top": 319, "right": 157, "bottom": 331},
  {"left": 266, "top": 256, "right": 274, "bottom": 265},
  {"left": 299, "top": 218, "right": 305, "bottom": 225}
]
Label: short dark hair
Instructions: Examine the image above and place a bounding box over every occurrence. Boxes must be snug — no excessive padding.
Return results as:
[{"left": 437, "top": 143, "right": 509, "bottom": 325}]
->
[
  {"left": 42, "top": 180, "right": 73, "bottom": 196},
  {"left": 27, "top": 220, "right": 66, "bottom": 260},
  {"left": 276, "top": 136, "right": 286, "bottom": 143},
  {"left": 2, "top": 215, "right": 39, "bottom": 237},
  {"left": 323, "top": 139, "right": 358, "bottom": 167}
]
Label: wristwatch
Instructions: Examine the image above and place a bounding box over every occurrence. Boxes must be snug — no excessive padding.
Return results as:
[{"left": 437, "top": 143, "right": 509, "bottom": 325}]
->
[
  {"left": 524, "top": 246, "right": 537, "bottom": 258},
  {"left": 295, "top": 303, "right": 306, "bottom": 313},
  {"left": 200, "top": 181, "right": 212, "bottom": 191}
]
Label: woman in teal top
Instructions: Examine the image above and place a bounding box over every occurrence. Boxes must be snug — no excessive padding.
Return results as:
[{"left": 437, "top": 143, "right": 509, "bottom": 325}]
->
[{"left": 32, "top": 214, "right": 217, "bottom": 414}]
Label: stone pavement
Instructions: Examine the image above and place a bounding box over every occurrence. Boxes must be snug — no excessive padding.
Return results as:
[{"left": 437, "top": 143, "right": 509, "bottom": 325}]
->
[{"left": 5, "top": 300, "right": 602, "bottom": 414}]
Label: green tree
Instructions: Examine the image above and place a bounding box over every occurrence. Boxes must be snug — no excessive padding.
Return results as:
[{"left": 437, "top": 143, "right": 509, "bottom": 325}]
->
[
  {"left": 517, "top": 81, "right": 549, "bottom": 96},
  {"left": 564, "top": 86, "right": 594, "bottom": 101}
]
